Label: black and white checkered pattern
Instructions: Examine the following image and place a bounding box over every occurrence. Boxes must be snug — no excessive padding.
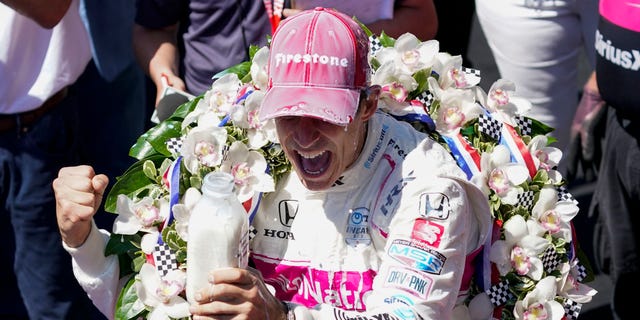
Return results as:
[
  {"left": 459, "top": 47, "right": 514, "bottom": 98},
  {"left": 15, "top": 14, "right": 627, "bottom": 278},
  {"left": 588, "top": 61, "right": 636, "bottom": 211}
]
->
[
  {"left": 574, "top": 259, "right": 588, "bottom": 282},
  {"left": 478, "top": 114, "right": 502, "bottom": 141},
  {"left": 563, "top": 298, "right": 582, "bottom": 320},
  {"left": 541, "top": 246, "right": 562, "bottom": 273},
  {"left": 415, "top": 90, "right": 435, "bottom": 109},
  {"left": 461, "top": 66, "right": 481, "bottom": 78},
  {"left": 486, "top": 279, "right": 513, "bottom": 306},
  {"left": 514, "top": 116, "right": 533, "bottom": 136},
  {"left": 517, "top": 191, "right": 535, "bottom": 210},
  {"left": 556, "top": 185, "right": 579, "bottom": 205},
  {"left": 166, "top": 137, "right": 183, "bottom": 154},
  {"left": 153, "top": 243, "right": 178, "bottom": 277},
  {"left": 249, "top": 225, "right": 258, "bottom": 241},
  {"left": 369, "top": 35, "right": 382, "bottom": 56}
]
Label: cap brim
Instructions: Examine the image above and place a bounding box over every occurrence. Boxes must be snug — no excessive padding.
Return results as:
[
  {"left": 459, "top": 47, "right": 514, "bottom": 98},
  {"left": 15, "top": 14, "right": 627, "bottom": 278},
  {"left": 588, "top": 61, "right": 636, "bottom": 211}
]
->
[{"left": 259, "top": 86, "right": 360, "bottom": 126}]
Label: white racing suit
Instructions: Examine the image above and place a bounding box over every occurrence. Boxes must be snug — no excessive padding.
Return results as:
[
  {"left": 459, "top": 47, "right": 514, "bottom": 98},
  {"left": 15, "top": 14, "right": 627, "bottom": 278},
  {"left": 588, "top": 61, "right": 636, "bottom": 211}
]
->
[{"left": 64, "top": 111, "right": 492, "bottom": 319}]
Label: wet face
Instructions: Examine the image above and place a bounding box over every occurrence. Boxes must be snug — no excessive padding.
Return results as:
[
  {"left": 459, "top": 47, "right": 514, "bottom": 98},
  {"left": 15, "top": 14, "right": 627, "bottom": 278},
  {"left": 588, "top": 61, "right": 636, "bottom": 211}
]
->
[{"left": 274, "top": 88, "right": 379, "bottom": 191}]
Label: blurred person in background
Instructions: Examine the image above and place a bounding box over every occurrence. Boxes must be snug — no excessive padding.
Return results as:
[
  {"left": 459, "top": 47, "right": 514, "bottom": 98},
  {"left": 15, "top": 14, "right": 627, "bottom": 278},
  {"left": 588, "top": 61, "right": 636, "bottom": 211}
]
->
[
  {"left": 283, "top": 0, "right": 438, "bottom": 40},
  {"left": 133, "top": 0, "right": 271, "bottom": 109},
  {"left": 475, "top": 0, "right": 599, "bottom": 170},
  {"left": 582, "top": 1, "right": 640, "bottom": 319},
  {"left": 0, "top": 0, "right": 101, "bottom": 318}
]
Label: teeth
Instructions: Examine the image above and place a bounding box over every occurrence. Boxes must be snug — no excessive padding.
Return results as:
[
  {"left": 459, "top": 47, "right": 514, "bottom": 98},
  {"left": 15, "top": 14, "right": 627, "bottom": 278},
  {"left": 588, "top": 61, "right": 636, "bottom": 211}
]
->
[{"left": 298, "top": 150, "right": 325, "bottom": 159}]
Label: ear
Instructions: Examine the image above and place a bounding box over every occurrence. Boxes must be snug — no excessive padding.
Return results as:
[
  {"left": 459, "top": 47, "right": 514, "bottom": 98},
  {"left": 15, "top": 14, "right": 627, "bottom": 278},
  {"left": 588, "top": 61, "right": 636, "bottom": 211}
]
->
[{"left": 360, "top": 85, "right": 381, "bottom": 121}]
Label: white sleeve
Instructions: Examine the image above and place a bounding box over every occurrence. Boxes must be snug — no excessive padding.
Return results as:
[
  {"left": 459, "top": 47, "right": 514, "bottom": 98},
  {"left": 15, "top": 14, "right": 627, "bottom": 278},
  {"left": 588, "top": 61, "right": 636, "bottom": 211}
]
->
[{"left": 62, "top": 220, "right": 121, "bottom": 320}]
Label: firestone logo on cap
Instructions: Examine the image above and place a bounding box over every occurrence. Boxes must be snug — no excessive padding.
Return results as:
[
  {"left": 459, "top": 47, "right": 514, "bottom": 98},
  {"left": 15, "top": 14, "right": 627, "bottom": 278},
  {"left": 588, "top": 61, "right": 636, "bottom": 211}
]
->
[{"left": 273, "top": 52, "right": 350, "bottom": 68}]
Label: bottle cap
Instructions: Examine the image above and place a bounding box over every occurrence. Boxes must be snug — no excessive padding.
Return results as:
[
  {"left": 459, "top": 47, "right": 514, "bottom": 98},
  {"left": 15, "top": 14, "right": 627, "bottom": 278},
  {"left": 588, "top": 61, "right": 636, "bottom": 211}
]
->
[{"left": 202, "top": 171, "right": 235, "bottom": 196}]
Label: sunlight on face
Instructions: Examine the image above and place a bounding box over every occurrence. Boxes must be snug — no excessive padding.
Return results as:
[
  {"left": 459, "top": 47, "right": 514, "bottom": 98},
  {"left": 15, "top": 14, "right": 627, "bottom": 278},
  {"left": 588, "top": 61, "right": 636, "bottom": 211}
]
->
[{"left": 273, "top": 91, "right": 375, "bottom": 191}]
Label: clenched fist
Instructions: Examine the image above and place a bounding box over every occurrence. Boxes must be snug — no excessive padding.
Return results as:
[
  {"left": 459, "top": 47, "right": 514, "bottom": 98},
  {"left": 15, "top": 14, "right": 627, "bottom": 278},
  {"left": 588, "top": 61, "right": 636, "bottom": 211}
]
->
[{"left": 53, "top": 165, "right": 109, "bottom": 248}]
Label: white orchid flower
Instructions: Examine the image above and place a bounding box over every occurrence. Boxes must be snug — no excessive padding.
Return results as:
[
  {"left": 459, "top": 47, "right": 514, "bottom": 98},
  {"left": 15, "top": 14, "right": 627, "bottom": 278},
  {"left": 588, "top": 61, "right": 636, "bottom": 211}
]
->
[
  {"left": 471, "top": 145, "right": 528, "bottom": 204},
  {"left": 531, "top": 187, "right": 578, "bottom": 240},
  {"left": 230, "top": 90, "right": 278, "bottom": 148},
  {"left": 114, "top": 195, "right": 169, "bottom": 235},
  {"left": 220, "top": 141, "right": 275, "bottom": 203},
  {"left": 427, "top": 77, "right": 482, "bottom": 134},
  {"left": 203, "top": 73, "right": 242, "bottom": 115},
  {"left": 528, "top": 135, "right": 563, "bottom": 183},
  {"left": 250, "top": 46, "right": 269, "bottom": 90},
  {"left": 183, "top": 74, "right": 241, "bottom": 129},
  {"left": 466, "top": 293, "right": 495, "bottom": 320},
  {"left": 556, "top": 262, "right": 597, "bottom": 304},
  {"left": 374, "top": 33, "right": 439, "bottom": 74},
  {"left": 490, "top": 215, "right": 549, "bottom": 280},
  {"left": 181, "top": 125, "right": 228, "bottom": 174},
  {"left": 140, "top": 231, "right": 160, "bottom": 254},
  {"left": 371, "top": 62, "right": 418, "bottom": 114},
  {"left": 432, "top": 52, "right": 481, "bottom": 89},
  {"left": 514, "top": 276, "right": 565, "bottom": 320},
  {"left": 477, "top": 79, "right": 532, "bottom": 126},
  {"left": 172, "top": 187, "right": 202, "bottom": 241},
  {"left": 136, "top": 264, "right": 190, "bottom": 320}
]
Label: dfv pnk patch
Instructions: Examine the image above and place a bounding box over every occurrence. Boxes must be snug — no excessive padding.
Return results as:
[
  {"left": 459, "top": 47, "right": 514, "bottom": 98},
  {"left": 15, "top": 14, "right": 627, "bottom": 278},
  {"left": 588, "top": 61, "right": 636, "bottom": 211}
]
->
[
  {"left": 384, "top": 266, "right": 434, "bottom": 299},
  {"left": 345, "top": 208, "right": 371, "bottom": 247}
]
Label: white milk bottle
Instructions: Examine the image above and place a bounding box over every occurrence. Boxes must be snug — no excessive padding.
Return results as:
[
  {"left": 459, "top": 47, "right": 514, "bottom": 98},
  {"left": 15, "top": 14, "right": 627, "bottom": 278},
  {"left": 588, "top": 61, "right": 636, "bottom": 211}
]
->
[{"left": 186, "top": 171, "right": 249, "bottom": 304}]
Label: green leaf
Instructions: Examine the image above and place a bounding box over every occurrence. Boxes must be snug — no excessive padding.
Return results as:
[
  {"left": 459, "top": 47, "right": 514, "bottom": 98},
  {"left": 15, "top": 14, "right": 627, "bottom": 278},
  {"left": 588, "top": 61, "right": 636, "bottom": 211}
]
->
[
  {"left": 132, "top": 254, "right": 146, "bottom": 273},
  {"left": 378, "top": 31, "right": 396, "bottom": 47},
  {"left": 105, "top": 233, "right": 141, "bottom": 256},
  {"left": 132, "top": 120, "right": 184, "bottom": 159},
  {"left": 162, "top": 224, "right": 188, "bottom": 264},
  {"left": 114, "top": 276, "right": 146, "bottom": 320},
  {"left": 409, "top": 69, "right": 431, "bottom": 100},
  {"left": 165, "top": 96, "right": 201, "bottom": 121},
  {"left": 127, "top": 97, "right": 201, "bottom": 161},
  {"left": 142, "top": 160, "right": 157, "bottom": 180},
  {"left": 213, "top": 61, "right": 251, "bottom": 81},
  {"left": 526, "top": 117, "right": 555, "bottom": 136},
  {"left": 104, "top": 154, "right": 168, "bottom": 213}
]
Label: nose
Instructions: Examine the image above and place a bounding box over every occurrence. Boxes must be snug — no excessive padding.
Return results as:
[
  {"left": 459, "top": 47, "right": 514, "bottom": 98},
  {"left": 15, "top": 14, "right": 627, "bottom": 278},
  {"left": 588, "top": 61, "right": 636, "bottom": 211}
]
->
[{"left": 292, "top": 117, "right": 322, "bottom": 147}]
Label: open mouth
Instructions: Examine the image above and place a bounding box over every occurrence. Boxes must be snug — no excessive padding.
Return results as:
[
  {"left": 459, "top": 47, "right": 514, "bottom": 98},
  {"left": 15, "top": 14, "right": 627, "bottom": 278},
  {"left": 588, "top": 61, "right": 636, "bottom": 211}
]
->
[{"left": 296, "top": 150, "right": 331, "bottom": 176}]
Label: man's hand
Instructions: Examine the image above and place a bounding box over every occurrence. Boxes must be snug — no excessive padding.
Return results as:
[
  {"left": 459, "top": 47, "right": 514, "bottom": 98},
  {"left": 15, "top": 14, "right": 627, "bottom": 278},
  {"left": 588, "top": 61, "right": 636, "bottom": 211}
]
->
[
  {"left": 53, "top": 165, "right": 109, "bottom": 248},
  {"left": 565, "top": 72, "right": 606, "bottom": 182},
  {"left": 189, "top": 267, "right": 287, "bottom": 320}
]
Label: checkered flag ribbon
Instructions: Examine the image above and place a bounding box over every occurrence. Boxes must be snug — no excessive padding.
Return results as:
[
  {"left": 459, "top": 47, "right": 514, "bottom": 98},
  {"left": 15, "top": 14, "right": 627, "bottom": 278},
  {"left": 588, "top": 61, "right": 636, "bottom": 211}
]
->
[
  {"left": 541, "top": 246, "right": 562, "bottom": 273},
  {"left": 166, "top": 137, "right": 183, "bottom": 154},
  {"left": 415, "top": 90, "right": 435, "bottom": 109},
  {"left": 514, "top": 115, "right": 533, "bottom": 136},
  {"left": 249, "top": 225, "right": 258, "bottom": 241},
  {"left": 369, "top": 35, "right": 383, "bottom": 56},
  {"left": 486, "top": 279, "right": 513, "bottom": 306},
  {"left": 556, "top": 185, "right": 579, "bottom": 205},
  {"left": 573, "top": 259, "right": 588, "bottom": 282},
  {"left": 563, "top": 298, "right": 582, "bottom": 320},
  {"left": 461, "top": 66, "right": 481, "bottom": 78},
  {"left": 478, "top": 114, "right": 502, "bottom": 141},
  {"left": 153, "top": 243, "right": 178, "bottom": 277},
  {"left": 517, "top": 191, "right": 535, "bottom": 210}
]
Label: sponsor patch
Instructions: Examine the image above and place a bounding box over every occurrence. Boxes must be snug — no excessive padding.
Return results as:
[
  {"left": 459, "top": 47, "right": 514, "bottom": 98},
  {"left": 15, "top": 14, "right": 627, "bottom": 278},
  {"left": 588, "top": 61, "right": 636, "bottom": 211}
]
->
[
  {"left": 411, "top": 219, "right": 444, "bottom": 248},
  {"left": 278, "top": 200, "right": 298, "bottom": 227},
  {"left": 419, "top": 193, "right": 451, "bottom": 220},
  {"left": 345, "top": 208, "right": 372, "bottom": 247},
  {"left": 380, "top": 174, "right": 416, "bottom": 216},
  {"left": 387, "top": 239, "right": 446, "bottom": 274},
  {"left": 383, "top": 266, "right": 433, "bottom": 299},
  {"left": 383, "top": 294, "right": 417, "bottom": 319}
]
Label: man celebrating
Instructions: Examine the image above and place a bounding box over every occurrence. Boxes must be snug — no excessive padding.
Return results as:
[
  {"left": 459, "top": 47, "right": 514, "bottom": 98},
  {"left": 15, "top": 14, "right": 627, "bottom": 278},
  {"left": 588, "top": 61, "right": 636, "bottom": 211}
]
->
[{"left": 54, "top": 8, "right": 491, "bottom": 319}]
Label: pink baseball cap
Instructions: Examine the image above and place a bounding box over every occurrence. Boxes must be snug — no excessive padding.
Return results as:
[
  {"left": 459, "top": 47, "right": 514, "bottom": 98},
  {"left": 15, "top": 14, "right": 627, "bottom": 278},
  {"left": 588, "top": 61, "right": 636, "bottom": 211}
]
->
[{"left": 259, "top": 7, "right": 371, "bottom": 126}]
